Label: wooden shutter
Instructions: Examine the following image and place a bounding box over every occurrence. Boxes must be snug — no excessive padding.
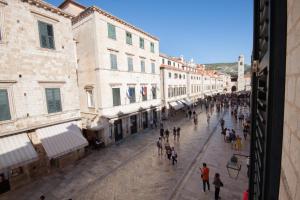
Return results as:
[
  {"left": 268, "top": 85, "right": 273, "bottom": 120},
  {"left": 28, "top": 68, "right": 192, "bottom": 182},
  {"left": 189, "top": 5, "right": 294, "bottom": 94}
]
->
[
  {"left": 38, "top": 21, "right": 55, "bottom": 49},
  {"left": 141, "top": 60, "right": 145, "bottom": 72},
  {"left": 151, "top": 63, "right": 155, "bottom": 74},
  {"left": 112, "top": 88, "right": 121, "bottom": 106},
  {"left": 110, "top": 54, "right": 117, "bottom": 70},
  {"left": 108, "top": 23, "right": 116, "bottom": 39},
  {"left": 0, "top": 89, "right": 11, "bottom": 121},
  {"left": 46, "top": 88, "right": 62, "bottom": 113},
  {"left": 250, "top": 0, "right": 287, "bottom": 199},
  {"left": 128, "top": 57, "right": 133, "bottom": 71}
]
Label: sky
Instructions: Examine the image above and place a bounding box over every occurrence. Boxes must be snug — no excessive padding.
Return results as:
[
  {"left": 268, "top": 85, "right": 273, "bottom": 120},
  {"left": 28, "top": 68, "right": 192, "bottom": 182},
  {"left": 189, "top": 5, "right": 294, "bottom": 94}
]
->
[{"left": 48, "top": 0, "right": 253, "bottom": 64}]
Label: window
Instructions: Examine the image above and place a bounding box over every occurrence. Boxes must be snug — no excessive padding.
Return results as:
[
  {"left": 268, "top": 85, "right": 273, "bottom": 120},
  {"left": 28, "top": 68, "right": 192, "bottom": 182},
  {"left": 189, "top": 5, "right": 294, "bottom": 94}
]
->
[
  {"left": 107, "top": 23, "right": 116, "bottom": 39},
  {"left": 179, "top": 74, "right": 182, "bottom": 79},
  {"left": 0, "top": 26, "right": 2, "bottom": 41},
  {"left": 183, "top": 74, "right": 185, "bottom": 79},
  {"left": 110, "top": 54, "right": 118, "bottom": 70},
  {"left": 169, "top": 72, "right": 171, "bottom": 78},
  {"left": 45, "top": 88, "right": 62, "bottom": 113},
  {"left": 38, "top": 21, "right": 55, "bottom": 49},
  {"left": 126, "top": 32, "right": 132, "bottom": 45},
  {"left": 127, "top": 57, "right": 133, "bottom": 71},
  {"left": 168, "top": 61, "right": 171, "bottom": 65},
  {"left": 86, "top": 89, "right": 94, "bottom": 108},
  {"left": 141, "top": 86, "right": 147, "bottom": 101},
  {"left": 150, "top": 42, "right": 155, "bottom": 53},
  {"left": 141, "top": 60, "right": 145, "bottom": 72},
  {"left": 174, "top": 73, "right": 178, "bottom": 79},
  {"left": 139, "top": 37, "right": 144, "bottom": 49},
  {"left": 127, "top": 87, "right": 136, "bottom": 103},
  {"left": 112, "top": 88, "right": 121, "bottom": 106},
  {"left": 162, "top": 59, "right": 165, "bottom": 64},
  {"left": 0, "top": 89, "right": 11, "bottom": 121},
  {"left": 173, "top": 62, "right": 175, "bottom": 67},
  {"left": 151, "top": 63, "right": 155, "bottom": 74},
  {"left": 152, "top": 86, "right": 157, "bottom": 99},
  {"left": 168, "top": 87, "right": 171, "bottom": 98}
]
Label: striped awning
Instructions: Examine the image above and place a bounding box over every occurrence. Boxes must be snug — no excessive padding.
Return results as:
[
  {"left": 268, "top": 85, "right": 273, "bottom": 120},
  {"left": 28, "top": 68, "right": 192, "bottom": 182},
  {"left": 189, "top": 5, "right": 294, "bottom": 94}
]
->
[
  {"left": 36, "top": 121, "right": 88, "bottom": 159},
  {"left": 0, "top": 133, "right": 38, "bottom": 172}
]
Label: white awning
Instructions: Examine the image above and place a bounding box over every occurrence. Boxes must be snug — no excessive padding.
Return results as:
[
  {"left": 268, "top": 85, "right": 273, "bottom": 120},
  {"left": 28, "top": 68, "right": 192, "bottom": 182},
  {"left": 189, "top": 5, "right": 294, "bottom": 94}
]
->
[
  {"left": 169, "top": 101, "right": 184, "bottom": 110},
  {"left": 181, "top": 99, "right": 193, "bottom": 106},
  {"left": 0, "top": 133, "right": 38, "bottom": 172},
  {"left": 36, "top": 121, "right": 88, "bottom": 159}
]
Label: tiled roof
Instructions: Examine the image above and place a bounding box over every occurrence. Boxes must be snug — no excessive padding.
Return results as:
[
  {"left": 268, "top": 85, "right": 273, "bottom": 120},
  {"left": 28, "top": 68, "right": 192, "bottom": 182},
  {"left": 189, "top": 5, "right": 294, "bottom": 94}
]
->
[
  {"left": 21, "top": 0, "right": 74, "bottom": 18},
  {"left": 72, "top": 6, "right": 159, "bottom": 41}
]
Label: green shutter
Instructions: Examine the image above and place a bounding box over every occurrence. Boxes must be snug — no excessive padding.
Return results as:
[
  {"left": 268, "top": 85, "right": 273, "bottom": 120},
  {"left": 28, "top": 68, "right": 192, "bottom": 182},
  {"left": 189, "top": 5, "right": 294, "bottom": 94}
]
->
[
  {"left": 108, "top": 23, "right": 116, "bottom": 39},
  {"left": 112, "top": 88, "right": 121, "bottom": 106},
  {"left": 151, "top": 63, "right": 155, "bottom": 74},
  {"left": 38, "top": 21, "right": 55, "bottom": 49},
  {"left": 141, "top": 60, "right": 145, "bottom": 72},
  {"left": 0, "top": 89, "right": 11, "bottom": 121},
  {"left": 140, "top": 38, "right": 144, "bottom": 49},
  {"left": 128, "top": 57, "right": 133, "bottom": 71},
  {"left": 126, "top": 32, "right": 132, "bottom": 45},
  {"left": 150, "top": 42, "right": 155, "bottom": 53},
  {"left": 110, "top": 54, "right": 117, "bottom": 70},
  {"left": 46, "top": 88, "right": 62, "bottom": 113}
]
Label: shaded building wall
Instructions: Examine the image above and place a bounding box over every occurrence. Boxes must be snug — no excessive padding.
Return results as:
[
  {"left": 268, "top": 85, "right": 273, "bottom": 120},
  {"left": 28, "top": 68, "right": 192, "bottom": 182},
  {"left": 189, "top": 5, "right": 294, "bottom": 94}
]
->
[{"left": 279, "top": 0, "right": 300, "bottom": 199}]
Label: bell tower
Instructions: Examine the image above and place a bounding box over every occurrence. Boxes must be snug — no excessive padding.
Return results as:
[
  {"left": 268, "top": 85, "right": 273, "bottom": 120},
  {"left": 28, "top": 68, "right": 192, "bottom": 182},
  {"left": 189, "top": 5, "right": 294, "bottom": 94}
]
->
[{"left": 237, "top": 55, "right": 245, "bottom": 91}]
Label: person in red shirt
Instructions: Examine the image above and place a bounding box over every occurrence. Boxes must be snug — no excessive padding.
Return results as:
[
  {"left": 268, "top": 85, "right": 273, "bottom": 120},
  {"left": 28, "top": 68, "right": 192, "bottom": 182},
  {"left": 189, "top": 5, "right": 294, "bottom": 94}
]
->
[
  {"left": 243, "top": 189, "right": 249, "bottom": 200},
  {"left": 200, "top": 163, "right": 210, "bottom": 192}
]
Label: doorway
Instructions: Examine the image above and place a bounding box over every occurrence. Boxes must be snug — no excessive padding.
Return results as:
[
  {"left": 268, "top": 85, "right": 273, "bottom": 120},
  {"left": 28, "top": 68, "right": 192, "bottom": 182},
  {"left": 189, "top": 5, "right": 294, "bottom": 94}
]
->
[
  {"left": 130, "top": 115, "right": 137, "bottom": 134},
  {"left": 142, "top": 112, "right": 148, "bottom": 129},
  {"left": 114, "top": 119, "right": 123, "bottom": 142}
]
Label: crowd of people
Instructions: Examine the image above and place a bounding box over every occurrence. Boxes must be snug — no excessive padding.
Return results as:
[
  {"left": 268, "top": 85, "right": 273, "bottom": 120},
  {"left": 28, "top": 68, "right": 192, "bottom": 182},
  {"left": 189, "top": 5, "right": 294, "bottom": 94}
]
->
[
  {"left": 156, "top": 123, "right": 181, "bottom": 165},
  {"left": 156, "top": 92, "right": 251, "bottom": 200}
]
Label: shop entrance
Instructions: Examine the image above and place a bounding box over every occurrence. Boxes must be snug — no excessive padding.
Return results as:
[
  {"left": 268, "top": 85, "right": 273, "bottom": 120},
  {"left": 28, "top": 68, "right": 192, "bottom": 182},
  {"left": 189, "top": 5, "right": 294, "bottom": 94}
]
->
[
  {"left": 130, "top": 115, "right": 137, "bottom": 134},
  {"left": 114, "top": 119, "right": 123, "bottom": 142},
  {"left": 142, "top": 112, "right": 148, "bottom": 129}
]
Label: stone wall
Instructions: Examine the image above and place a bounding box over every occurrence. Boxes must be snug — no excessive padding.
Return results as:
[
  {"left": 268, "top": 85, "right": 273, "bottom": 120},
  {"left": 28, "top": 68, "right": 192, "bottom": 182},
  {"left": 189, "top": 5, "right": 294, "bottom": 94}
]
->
[
  {"left": 0, "top": 0, "right": 81, "bottom": 136},
  {"left": 279, "top": 0, "right": 300, "bottom": 199}
]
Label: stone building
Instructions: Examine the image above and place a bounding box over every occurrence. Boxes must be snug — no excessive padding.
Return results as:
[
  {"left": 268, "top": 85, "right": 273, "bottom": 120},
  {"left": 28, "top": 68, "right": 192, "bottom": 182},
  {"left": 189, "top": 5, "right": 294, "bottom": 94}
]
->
[
  {"left": 0, "top": 0, "right": 87, "bottom": 192},
  {"left": 159, "top": 54, "right": 190, "bottom": 118},
  {"left": 279, "top": 0, "right": 300, "bottom": 199},
  {"left": 59, "top": 0, "right": 161, "bottom": 145}
]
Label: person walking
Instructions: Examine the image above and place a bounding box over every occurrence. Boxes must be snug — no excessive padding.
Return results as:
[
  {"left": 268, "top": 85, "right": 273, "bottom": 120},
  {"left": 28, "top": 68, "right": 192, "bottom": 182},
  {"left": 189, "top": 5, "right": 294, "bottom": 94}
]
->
[
  {"left": 173, "top": 127, "right": 177, "bottom": 140},
  {"left": 171, "top": 147, "right": 177, "bottom": 165},
  {"left": 194, "top": 115, "right": 198, "bottom": 125},
  {"left": 160, "top": 127, "right": 165, "bottom": 140},
  {"left": 220, "top": 118, "right": 225, "bottom": 130},
  {"left": 176, "top": 127, "right": 181, "bottom": 141},
  {"left": 213, "top": 173, "right": 224, "bottom": 200},
  {"left": 207, "top": 113, "right": 210, "bottom": 124},
  {"left": 165, "top": 129, "right": 170, "bottom": 141},
  {"left": 200, "top": 163, "right": 210, "bottom": 192},
  {"left": 156, "top": 137, "right": 163, "bottom": 155}
]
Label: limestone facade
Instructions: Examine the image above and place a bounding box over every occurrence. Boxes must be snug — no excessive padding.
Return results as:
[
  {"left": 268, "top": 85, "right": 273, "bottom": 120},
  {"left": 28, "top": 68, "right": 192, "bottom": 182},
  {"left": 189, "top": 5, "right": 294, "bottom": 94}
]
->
[
  {"left": 279, "top": 0, "right": 300, "bottom": 199},
  {"left": 60, "top": 2, "right": 161, "bottom": 145},
  {"left": 0, "top": 0, "right": 85, "bottom": 191}
]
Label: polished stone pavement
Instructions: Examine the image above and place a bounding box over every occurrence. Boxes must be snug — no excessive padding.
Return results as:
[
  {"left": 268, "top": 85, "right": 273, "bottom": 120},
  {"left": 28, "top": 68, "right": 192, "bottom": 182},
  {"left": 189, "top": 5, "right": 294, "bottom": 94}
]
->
[{"left": 0, "top": 106, "right": 249, "bottom": 200}]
